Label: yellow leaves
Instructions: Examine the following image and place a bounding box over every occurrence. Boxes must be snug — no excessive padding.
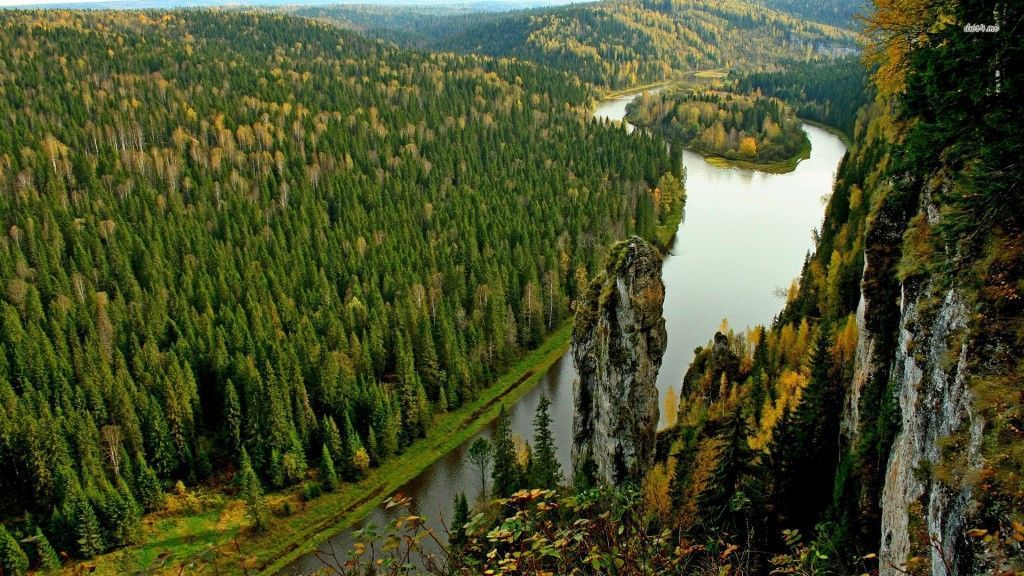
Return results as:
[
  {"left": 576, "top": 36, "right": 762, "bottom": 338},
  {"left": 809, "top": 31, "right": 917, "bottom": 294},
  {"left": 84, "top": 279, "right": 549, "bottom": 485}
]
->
[
  {"left": 833, "top": 314, "right": 858, "bottom": 365},
  {"left": 738, "top": 136, "right": 758, "bottom": 158},
  {"left": 862, "top": 0, "right": 933, "bottom": 96},
  {"left": 643, "top": 462, "right": 672, "bottom": 522},
  {"left": 663, "top": 387, "right": 679, "bottom": 428}
]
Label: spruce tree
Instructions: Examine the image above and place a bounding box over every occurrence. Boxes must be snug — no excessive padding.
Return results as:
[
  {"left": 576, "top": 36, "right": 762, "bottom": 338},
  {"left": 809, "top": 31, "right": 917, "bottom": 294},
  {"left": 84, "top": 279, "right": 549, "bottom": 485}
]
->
[
  {"left": 134, "top": 458, "right": 164, "bottom": 512},
  {"left": 223, "top": 379, "right": 242, "bottom": 458},
  {"left": 783, "top": 329, "right": 842, "bottom": 534},
  {"left": 696, "top": 405, "right": 761, "bottom": 539},
  {"left": 69, "top": 493, "right": 104, "bottom": 559},
  {"left": 529, "top": 394, "right": 561, "bottom": 488},
  {"left": 320, "top": 442, "right": 338, "bottom": 492},
  {"left": 0, "top": 524, "right": 29, "bottom": 576},
  {"left": 491, "top": 405, "right": 521, "bottom": 498},
  {"left": 449, "top": 492, "right": 470, "bottom": 549},
  {"left": 32, "top": 527, "right": 60, "bottom": 570},
  {"left": 238, "top": 448, "right": 270, "bottom": 534}
]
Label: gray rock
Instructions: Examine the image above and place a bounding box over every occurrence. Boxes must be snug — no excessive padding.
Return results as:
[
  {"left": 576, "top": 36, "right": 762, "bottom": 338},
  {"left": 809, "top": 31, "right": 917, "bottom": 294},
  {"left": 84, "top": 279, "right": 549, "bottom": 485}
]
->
[{"left": 571, "top": 236, "right": 667, "bottom": 486}]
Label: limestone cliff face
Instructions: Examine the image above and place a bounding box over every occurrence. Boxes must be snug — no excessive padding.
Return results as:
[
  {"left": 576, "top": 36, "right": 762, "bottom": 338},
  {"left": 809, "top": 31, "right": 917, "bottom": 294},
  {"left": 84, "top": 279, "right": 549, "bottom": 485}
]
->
[
  {"left": 878, "top": 284, "right": 982, "bottom": 576},
  {"left": 571, "top": 236, "right": 667, "bottom": 486},
  {"left": 848, "top": 185, "right": 985, "bottom": 576}
]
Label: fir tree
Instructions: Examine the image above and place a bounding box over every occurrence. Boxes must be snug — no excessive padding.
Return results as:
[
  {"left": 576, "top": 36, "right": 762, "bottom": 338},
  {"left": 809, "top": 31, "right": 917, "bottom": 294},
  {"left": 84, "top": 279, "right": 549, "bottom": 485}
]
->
[
  {"left": 223, "top": 379, "right": 242, "bottom": 458},
  {"left": 0, "top": 524, "right": 29, "bottom": 576},
  {"left": 696, "top": 405, "right": 762, "bottom": 539},
  {"left": 529, "top": 394, "right": 562, "bottom": 488},
  {"left": 491, "top": 405, "right": 521, "bottom": 498},
  {"left": 238, "top": 448, "right": 270, "bottom": 534},
  {"left": 449, "top": 492, "right": 470, "bottom": 549},
  {"left": 320, "top": 442, "right": 338, "bottom": 492},
  {"left": 31, "top": 527, "right": 60, "bottom": 570},
  {"left": 69, "top": 493, "right": 104, "bottom": 559},
  {"left": 134, "top": 458, "right": 164, "bottom": 512}
]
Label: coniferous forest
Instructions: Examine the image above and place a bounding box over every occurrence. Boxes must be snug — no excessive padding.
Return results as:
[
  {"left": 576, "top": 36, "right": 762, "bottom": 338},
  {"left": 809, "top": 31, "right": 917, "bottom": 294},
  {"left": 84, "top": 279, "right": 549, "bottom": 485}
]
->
[
  {"left": 0, "top": 8, "right": 676, "bottom": 562},
  {"left": 0, "top": 0, "right": 1021, "bottom": 575}
]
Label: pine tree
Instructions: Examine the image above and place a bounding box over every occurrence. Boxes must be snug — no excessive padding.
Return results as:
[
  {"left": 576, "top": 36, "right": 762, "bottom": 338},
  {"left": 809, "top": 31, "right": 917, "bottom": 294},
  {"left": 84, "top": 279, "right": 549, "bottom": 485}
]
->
[
  {"left": 529, "top": 394, "right": 561, "bottom": 488},
  {"left": 782, "top": 329, "right": 842, "bottom": 534},
  {"left": 134, "top": 458, "right": 164, "bottom": 512},
  {"left": 238, "top": 448, "right": 270, "bottom": 534},
  {"left": 450, "top": 492, "right": 470, "bottom": 549},
  {"left": 32, "top": 527, "right": 60, "bottom": 570},
  {"left": 696, "top": 405, "right": 761, "bottom": 539},
  {"left": 0, "top": 524, "right": 29, "bottom": 576},
  {"left": 69, "top": 493, "right": 104, "bottom": 559},
  {"left": 223, "top": 379, "right": 242, "bottom": 458},
  {"left": 320, "top": 442, "right": 338, "bottom": 492},
  {"left": 491, "top": 405, "right": 521, "bottom": 498}
]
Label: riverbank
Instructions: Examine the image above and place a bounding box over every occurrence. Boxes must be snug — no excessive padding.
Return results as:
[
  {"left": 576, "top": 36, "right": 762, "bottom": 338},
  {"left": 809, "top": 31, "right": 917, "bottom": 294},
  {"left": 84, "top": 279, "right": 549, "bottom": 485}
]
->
[
  {"left": 798, "top": 117, "right": 853, "bottom": 148},
  {"left": 73, "top": 323, "right": 572, "bottom": 576}
]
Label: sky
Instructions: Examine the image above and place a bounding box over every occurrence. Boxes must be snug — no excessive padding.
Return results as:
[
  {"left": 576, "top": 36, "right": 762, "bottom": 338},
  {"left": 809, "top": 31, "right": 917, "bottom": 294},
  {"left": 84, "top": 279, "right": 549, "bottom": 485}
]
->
[{"left": 0, "top": 0, "right": 591, "bottom": 7}]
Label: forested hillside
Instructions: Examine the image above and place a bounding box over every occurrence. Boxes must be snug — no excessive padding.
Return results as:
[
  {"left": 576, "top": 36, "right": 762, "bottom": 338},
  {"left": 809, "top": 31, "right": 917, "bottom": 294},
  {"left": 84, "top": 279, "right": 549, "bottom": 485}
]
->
[
  {"left": 438, "top": 0, "right": 856, "bottom": 89},
  {"left": 735, "top": 55, "right": 870, "bottom": 137},
  {"left": 353, "top": 0, "right": 1021, "bottom": 574},
  {"left": 758, "top": 0, "right": 866, "bottom": 27},
  {"left": 303, "top": 0, "right": 857, "bottom": 90},
  {"left": 0, "top": 9, "right": 676, "bottom": 564}
]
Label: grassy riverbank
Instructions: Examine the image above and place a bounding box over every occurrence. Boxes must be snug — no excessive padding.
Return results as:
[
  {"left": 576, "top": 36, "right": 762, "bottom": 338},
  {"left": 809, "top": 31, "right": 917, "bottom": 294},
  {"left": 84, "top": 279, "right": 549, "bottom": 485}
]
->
[{"left": 71, "top": 323, "right": 573, "bottom": 576}]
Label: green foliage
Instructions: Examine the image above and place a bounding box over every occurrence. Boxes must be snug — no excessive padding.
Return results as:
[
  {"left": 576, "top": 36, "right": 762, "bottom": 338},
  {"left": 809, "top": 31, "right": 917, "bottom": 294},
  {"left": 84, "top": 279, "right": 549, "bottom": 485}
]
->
[
  {"left": 319, "top": 442, "right": 338, "bottom": 492},
  {"left": 529, "top": 394, "right": 562, "bottom": 489},
  {"left": 628, "top": 89, "right": 809, "bottom": 164},
  {"left": 30, "top": 527, "right": 61, "bottom": 571},
  {"left": 735, "top": 56, "right": 871, "bottom": 137},
  {"left": 449, "top": 492, "right": 470, "bottom": 549},
  {"left": 0, "top": 8, "right": 674, "bottom": 555},
  {"left": 68, "top": 493, "right": 105, "bottom": 559},
  {"left": 238, "top": 448, "right": 270, "bottom": 534},
  {"left": 134, "top": 459, "right": 165, "bottom": 513},
  {"left": 467, "top": 437, "right": 493, "bottom": 497},
  {"left": 0, "top": 524, "right": 29, "bottom": 576},
  {"left": 490, "top": 405, "right": 522, "bottom": 498}
]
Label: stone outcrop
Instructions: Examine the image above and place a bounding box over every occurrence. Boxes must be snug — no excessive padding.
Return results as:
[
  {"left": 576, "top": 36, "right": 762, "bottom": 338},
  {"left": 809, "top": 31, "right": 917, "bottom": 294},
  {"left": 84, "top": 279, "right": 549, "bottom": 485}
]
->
[{"left": 571, "top": 236, "right": 667, "bottom": 486}]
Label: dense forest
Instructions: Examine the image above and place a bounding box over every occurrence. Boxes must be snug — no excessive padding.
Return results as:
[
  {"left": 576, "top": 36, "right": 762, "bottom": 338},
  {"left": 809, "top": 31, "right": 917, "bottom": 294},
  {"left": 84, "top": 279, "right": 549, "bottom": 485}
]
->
[
  {"left": 300, "top": 0, "right": 857, "bottom": 90},
  {"left": 626, "top": 89, "right": 809, "bottom": 164},
  {"left": 300, "top": 0, "right": 1023, "bottom": 573},
  {"left": 0, "top": 8, "right": 678, "bottom": 565},
  {"left": 398, "top": 0, "right": 1018, "bottom": 573},
  {"left": 735, "top": 55, "right": 871, "bottom": 137},
  {"left": 758, "top": 0, "right": 866, "bottom": 27}
]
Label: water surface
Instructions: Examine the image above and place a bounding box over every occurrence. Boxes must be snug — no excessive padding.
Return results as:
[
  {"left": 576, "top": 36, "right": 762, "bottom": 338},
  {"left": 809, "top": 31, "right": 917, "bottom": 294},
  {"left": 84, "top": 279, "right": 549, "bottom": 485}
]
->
[{"left": 283, "top": 91, "right": 846, "bottom": 574}]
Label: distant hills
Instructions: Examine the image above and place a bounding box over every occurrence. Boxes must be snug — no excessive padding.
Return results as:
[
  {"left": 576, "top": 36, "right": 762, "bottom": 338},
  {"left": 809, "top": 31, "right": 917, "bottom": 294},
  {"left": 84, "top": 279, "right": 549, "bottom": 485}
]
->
[{"left": 298, "top": 0, "right": 858, "bottom": 89}]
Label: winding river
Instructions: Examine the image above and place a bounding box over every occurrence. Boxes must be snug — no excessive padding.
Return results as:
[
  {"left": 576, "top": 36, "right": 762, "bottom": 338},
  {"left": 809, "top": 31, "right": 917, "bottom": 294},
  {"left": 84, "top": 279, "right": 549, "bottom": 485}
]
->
[{"left": 282, "top": 91, "right": 847, "bottom": 575}]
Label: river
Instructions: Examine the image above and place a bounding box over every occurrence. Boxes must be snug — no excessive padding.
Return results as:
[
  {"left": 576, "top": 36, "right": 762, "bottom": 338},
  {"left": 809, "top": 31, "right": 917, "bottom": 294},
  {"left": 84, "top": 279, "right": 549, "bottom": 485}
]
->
[{"left": 281, "top": 90, "right": 847, "bottom": 575}]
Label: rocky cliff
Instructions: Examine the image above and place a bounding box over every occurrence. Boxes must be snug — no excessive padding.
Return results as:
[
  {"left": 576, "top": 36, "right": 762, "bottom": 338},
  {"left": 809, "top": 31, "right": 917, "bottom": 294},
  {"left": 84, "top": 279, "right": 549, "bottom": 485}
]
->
[{"left": 572, "top": 236, "right": 667, "bottom": 486}]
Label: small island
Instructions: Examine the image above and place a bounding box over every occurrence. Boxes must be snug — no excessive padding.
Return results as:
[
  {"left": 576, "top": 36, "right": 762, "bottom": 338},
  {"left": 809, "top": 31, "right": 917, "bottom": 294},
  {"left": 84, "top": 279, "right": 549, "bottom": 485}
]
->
[{"left": 626, "top": 89, "right": 811, "bottom": 173}]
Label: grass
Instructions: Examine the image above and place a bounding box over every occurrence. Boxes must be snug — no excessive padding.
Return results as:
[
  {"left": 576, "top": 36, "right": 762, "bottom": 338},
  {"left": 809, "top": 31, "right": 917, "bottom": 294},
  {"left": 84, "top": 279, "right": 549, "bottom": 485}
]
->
[
  {"left": 74, "top": 322, "right": 573, "bottom": 576},
  {"left": 598, "top": 79, "right": 675, "bottom": 100},
  {"left": 692, "top": 69, "right": 728, "bottom": 79},
  {"left": 653, "top": 193, "right": 685, "bottom": 252}
]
